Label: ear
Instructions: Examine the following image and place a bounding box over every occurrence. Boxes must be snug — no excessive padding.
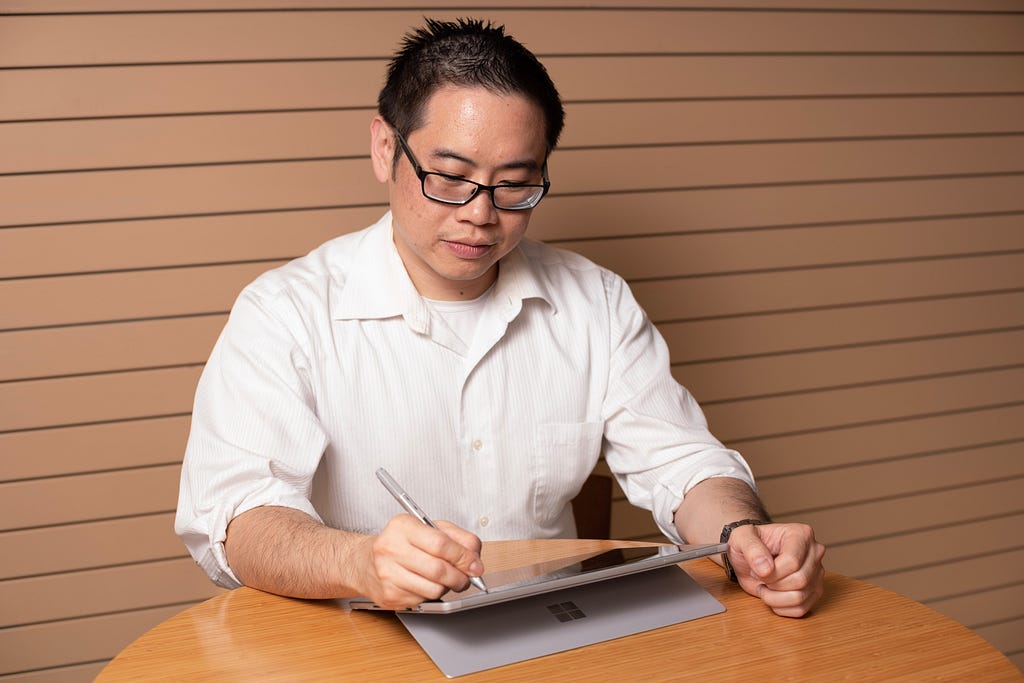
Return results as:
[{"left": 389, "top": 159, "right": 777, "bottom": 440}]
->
[{"left": 369, "top": 116, "right": 394, "bottom": 184}]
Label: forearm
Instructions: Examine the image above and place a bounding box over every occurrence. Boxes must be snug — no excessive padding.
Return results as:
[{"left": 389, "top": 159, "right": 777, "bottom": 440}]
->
[
  {"left": 224, "top": 505, "right": 373, "bottom": 599},
  {"left": 672, "top": 476, "right": 770, "bottom": 546}
]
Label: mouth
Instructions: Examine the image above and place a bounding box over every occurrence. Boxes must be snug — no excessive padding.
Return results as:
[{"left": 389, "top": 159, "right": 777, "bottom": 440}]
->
[{"left": 442, "top": 239, "right": 495, "bottom": 260}]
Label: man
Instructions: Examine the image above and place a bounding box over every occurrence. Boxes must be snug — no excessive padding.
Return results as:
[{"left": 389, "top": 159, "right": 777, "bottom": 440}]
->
[{"left": 176, "top": 18, "right": 825, "bottom": 617}]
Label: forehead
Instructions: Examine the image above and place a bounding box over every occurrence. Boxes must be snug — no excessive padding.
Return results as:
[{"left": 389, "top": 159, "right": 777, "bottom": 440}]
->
[{"left": 415, "top": 86, "right": 548, "bottom": 158}]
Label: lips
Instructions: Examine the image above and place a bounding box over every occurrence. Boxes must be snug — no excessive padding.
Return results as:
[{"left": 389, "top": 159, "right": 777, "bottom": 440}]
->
[{"left": 443, "top": 239, "right": 494, "bottom": 259}]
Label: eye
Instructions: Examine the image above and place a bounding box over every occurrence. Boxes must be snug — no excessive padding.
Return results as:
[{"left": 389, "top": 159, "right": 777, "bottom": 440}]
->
[{"left": 498, "top": 182, "right": 537, "bottom": 195}]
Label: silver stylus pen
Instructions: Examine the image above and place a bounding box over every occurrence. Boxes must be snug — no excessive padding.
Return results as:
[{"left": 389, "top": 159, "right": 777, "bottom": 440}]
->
[{"left": 376, "top": 467, "right": 488, "bottom": 593}]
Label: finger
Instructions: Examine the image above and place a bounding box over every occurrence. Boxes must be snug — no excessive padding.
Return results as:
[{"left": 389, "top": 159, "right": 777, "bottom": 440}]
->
[
  {"left": 434, "top": 520, "right": 484, "bottom": 561},
  {"left": 758, "top": 524, "right": 823, "bottom": 581},
  {"left": 376, "top": 561, "right": 452, "bottom": 602},
  {"left": 370, "top": 563, "right": 449, "bottom": 609},
  {"left": 764, "top": 541, "right": 826, "bottom": 593},
  {"left": 757, "top": 550, "right": 826, "bottom": 618},
  {"left": 404, "top": 520, "right": 484, "bottom": 588},
  {"left": 758, "top": 579, "right": 825, "bottom": 618},
  {"left": 730, "top": 527, "right": 776, "bottom": 580},
  {"left": 434, "top": 524, "right": 485, "bottom": 591}
]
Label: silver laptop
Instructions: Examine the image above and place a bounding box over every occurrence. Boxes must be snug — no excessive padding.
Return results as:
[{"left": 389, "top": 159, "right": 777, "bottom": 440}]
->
[{"left": 396, "top": 563, "right": 726, "bottom": 677}]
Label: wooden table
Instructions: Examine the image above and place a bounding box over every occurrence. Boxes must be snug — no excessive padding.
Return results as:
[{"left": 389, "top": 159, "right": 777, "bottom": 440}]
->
[{"left": 98, "top": 539, "right": 1021, "bottom": 681}]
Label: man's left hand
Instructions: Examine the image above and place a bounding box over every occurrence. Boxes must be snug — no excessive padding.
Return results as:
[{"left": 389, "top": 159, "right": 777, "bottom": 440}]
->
[{"left": 725, "top": 522, "right": 825, "bottom": 617}]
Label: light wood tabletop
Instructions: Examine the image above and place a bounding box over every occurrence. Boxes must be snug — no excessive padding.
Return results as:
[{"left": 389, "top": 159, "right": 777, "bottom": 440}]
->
[{"left": 97, "top": 539, "right": 1021, "bottom": 681}]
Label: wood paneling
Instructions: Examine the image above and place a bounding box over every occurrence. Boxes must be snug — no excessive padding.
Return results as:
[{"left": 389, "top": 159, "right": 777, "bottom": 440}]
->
[
  {"left": 0, "top": 513, "right": 183, "bottom": 579},
  {"left": 0, "top": 416, "right": 191, "bottom": 481},
  {"left": 3, "top": 3, "right": 1021, "bottom": 678},
  {"left": 639, "top": 253, "right": 1024, "bottom": 321},
  {"left": 6, "top": 97, "right": 1024, "bottom": 175},
  {"left": 977, "top": 619, "right": 1024, "bottom": 663},
  {"left": 664, "top": 288, "right": 1024, "bottom": 351},
  {"left": 572, "top": 213, "right": 1024, "bottom": 281},
  {"left": 868, "top": 549, "right": 1024, "bottom": 604},
  {"left": 0, "top": 159, "right": 383, "bottom": 227},
  {"left": 0, "top": 262, "right": 277, "bottom": 329},
  {"left": 5, "top": 251, "right": 1021, "bottom": 334},
  {"left": 2, "top": 0, "right": 1021, "bottom": 12},
  {"left": 1, "top": 315, "right": 226, "bottom": 381},
  {"left": 7, "top": 137, "right": 1023, "bottom": 228},
  {"left": 827, "top": 513, "right": 1024, "bottom": 577},
  {"left": 7, "top": 304, "right": 1020, "bottom": 389},
  {"left": 705, "top": 367, "right": 1024, "bottom": 441},
  {"left": 542, "top": 175, "right": 1024, "bottom": 242},
  {"left": 5, "top": 182, "right": 1024, "bottom": 278},
  {"left": 0, "top": 558, "right": 220, "bottom": 628},
  {"left": 1, "top": 367, "right": 202, "bottom": 432},
  {"left": 0, "top": 662, "right": 108, "bottom": 683},
  {"left": 0, "top": 208, "right": 379, "bottom": 278},
  {"left": 563, "top": 96, "right": 1024, "bottom": 147},
  {"left": 5, "top": 137, "right": 1024, "bottom": 227},
  {"left": 4, "top": 10, "right": 1023, "bottom": 67},
  {"left": 678, "top": 330, "right": 1024, "bottom": 402},
  {"left": 5, "top": 55, "right": 1024, "bottom": 121},
  {"left": 758, "top": 441, "right": 1024, "bottom": 516},
  {"left": 0, "top": 109, "right": 377, "bottom": 174},
  {"left": 0, "top": 465, "right": 181, "bottom": 531},
  {"left": 929, "top": 584, "right": 1024, "bottom": 629},
  {"left": 737, "top": 403, "right": 1024, "bottom": 476},
  {"left": 787, "top": 478, "right": 1022, "bottom": 545}
]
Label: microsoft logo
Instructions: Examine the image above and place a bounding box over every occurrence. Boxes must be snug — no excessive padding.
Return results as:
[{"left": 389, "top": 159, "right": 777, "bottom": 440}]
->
[{"left": 546, "top": 601, "right": 587, "bottom": 622}]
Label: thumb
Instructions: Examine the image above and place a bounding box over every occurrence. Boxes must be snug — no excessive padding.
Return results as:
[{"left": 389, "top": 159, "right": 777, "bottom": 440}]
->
[{"left": 735, "top": 529, "right": 775, "bottom": 580}]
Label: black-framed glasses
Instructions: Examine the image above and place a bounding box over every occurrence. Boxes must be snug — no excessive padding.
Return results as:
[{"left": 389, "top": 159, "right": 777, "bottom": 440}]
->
[{"left": 392, "top": 128, "right": 550, "bottom": 211}]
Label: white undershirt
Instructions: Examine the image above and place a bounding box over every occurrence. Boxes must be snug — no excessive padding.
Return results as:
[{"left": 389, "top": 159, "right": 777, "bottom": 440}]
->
[{"left": 423, "top": 285, "right": 495, "bottom": 348}]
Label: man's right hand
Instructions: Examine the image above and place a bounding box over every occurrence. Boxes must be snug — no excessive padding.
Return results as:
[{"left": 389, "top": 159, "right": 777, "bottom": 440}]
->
[{"left": 353, "top": 514, "right": 485, "bottom": 609}]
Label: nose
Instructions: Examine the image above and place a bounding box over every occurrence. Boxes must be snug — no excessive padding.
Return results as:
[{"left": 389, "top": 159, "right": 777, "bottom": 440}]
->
[{"left": 454, "top": 188, "right": 498, "bottom": 226}]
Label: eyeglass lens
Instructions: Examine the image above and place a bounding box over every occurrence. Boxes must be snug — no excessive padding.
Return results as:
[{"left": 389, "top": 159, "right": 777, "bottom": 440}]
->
[{"left": 422, "top": 174, "right": 544, "bottom": 210}]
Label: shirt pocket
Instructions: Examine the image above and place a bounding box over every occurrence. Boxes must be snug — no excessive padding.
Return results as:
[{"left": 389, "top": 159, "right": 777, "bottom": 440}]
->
[{"left": 531, "top": 421, "right": 605, "bottom": 529}]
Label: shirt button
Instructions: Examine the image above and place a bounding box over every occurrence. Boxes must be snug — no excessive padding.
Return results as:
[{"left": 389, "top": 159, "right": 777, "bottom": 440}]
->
[
  {"left": 479, "top": 516, "right": 489, "bottom": 527},
  {"left": 472, "top": 439, "right": 483, "bottom": 451}
]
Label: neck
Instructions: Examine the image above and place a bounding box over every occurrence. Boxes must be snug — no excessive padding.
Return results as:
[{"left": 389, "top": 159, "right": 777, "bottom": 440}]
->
[{"left": 413, "top": 265, "right": 498, "bottom": 302}]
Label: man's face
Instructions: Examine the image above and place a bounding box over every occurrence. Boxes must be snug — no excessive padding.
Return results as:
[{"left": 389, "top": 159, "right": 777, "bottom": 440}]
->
[{"left": 370, "top": 86, "right": 549, "bottom": 300}]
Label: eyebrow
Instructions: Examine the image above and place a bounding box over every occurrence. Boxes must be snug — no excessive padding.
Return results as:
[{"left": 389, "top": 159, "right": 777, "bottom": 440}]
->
[{"left": 431, "top": 147, "right": 541, "bottom": 172}]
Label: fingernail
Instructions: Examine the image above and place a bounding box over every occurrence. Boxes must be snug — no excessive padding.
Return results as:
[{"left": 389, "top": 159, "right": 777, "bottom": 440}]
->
[
  {"left": 469, "top": 561, "right": 483, "bottom": 577},
  {"left": 754, "top": 558, "right": 772, "bottom": 576}
]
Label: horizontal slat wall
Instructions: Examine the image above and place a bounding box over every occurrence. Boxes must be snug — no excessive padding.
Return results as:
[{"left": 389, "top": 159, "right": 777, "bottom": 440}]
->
[{"left": 2, "top": 3, "right": 1022, "bottom": 679}]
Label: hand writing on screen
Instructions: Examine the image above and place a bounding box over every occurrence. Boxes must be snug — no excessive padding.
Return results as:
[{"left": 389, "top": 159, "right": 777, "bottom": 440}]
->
[
  {"left": 354, "top": 515, "right": 485, "bottom": 610},
  {"left": 725, "top": 523, "right": 826, "bottom": 618}
]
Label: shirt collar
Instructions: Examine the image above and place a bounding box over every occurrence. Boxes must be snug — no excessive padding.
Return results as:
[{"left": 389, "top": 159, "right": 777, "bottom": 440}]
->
[
  {"left": 488, "top": 240, "right": 557, "bottom": 322},
  {"left": 331, "top": 212, "right": 555, "bottom": 331}
]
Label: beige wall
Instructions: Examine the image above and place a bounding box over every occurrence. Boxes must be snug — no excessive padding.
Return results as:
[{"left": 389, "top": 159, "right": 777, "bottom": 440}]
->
[{"left": 1, "top": 1, "right": 1022, "bottom": 679}]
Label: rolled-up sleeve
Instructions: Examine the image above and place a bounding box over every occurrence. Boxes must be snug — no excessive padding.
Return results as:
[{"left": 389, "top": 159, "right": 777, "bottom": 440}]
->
[
  {"left": 599, "top": 271, "right": 755, "bottom": 544},
  {"left": 175, "top": 287, "right": 329, "bottom": 587}
]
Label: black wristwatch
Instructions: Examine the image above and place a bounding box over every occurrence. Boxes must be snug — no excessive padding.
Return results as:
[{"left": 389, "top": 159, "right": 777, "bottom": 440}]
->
[{"left": 720, "top": 518, "right": 767, "bottom": 582}]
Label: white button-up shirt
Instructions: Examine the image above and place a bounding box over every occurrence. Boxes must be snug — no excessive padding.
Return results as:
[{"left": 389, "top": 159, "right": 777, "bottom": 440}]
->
[{"left": 175, "top": 213, "right": 754, "bottom": 588}]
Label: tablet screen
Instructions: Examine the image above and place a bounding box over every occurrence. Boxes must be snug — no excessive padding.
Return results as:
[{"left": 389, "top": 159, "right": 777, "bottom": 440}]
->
[{"left": 454, "top": 546, "right": 681, "bottom": 595}]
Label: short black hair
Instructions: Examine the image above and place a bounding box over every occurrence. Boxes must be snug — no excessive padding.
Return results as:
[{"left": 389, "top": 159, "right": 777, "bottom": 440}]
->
[{"left": 378, "top": 18, "right": 565, "bottom": 154}]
